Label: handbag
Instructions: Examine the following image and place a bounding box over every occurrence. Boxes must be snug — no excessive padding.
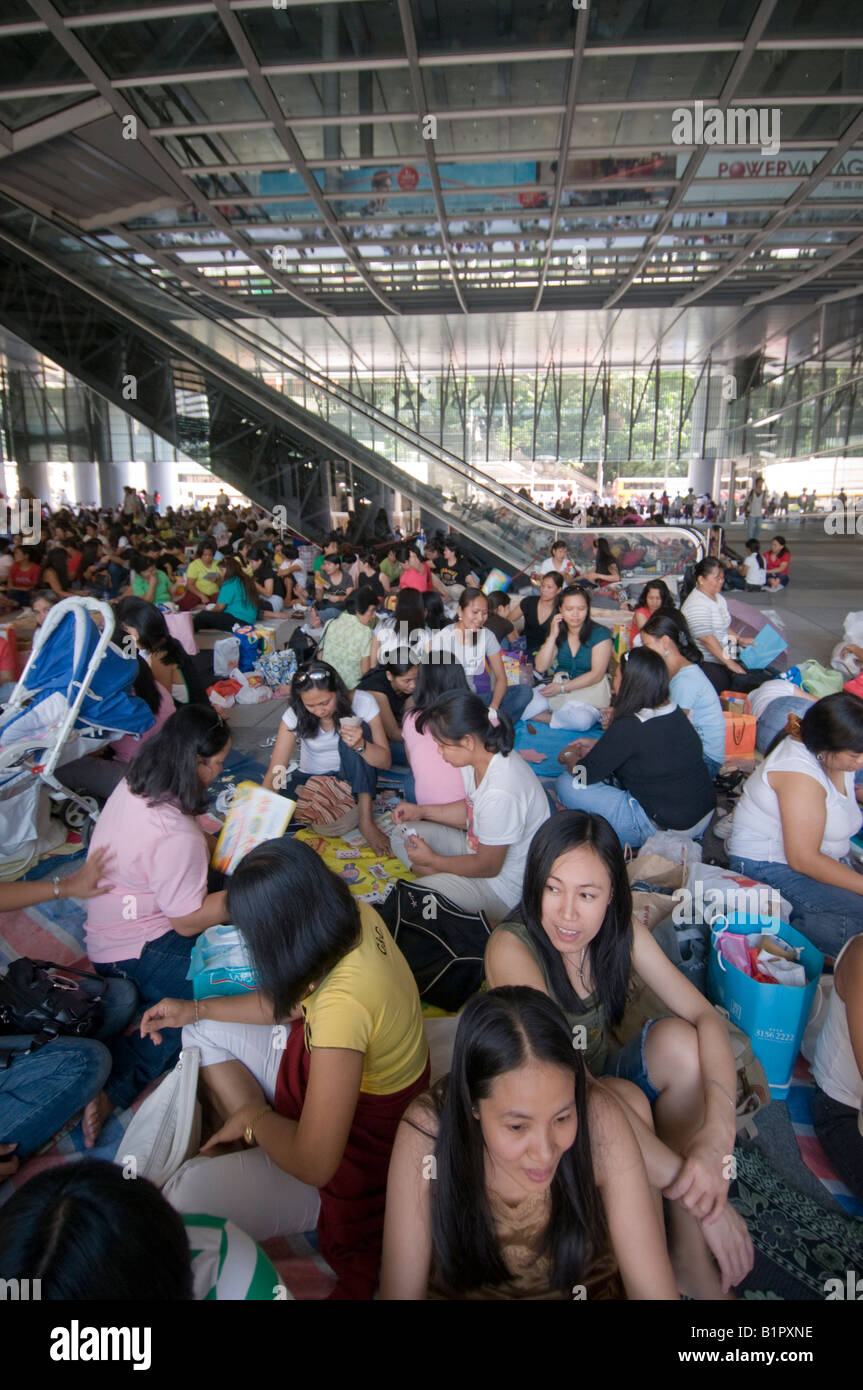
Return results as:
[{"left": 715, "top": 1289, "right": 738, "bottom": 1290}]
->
[
  {"left": 0, "top": 959, "right": 105, "bottom": 1066},
  {"left": 378, "top": 880, "right": 492, "bottom": 1012},
  {"left": 115, "top": 1046, "right": 201, "bottom": 1188}
]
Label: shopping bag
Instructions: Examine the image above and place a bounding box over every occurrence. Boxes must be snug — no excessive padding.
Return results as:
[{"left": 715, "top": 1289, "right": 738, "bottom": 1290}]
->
[
  {"left": 115, "top": 1047, "right": 201, "bottom": 1187},
  {"left": 188, "top": 925, "right": 258, "bottom": 999},
  {"left": 707, "top": 913, "right": 823, "bottom": 1099},
  {"left": 740, "top": 622, "right": 787, "bottom": 670},
  {"left": 723, "top": 710, "right": 756, "bottom": 757}
]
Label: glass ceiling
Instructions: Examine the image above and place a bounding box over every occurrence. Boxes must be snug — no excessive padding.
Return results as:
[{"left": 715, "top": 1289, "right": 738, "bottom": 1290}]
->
[{"left": 0, "top": 0, "right": 859, "bottom": 317}]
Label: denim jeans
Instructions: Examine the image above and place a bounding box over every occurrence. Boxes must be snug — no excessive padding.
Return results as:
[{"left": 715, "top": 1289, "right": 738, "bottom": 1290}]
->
[
  {"left": 729, "top": 855, "right": 863, "bottom": 959},
  {"left": 811, "top": 1085, "right": 863, "bottom": 1202},
  {"left": 555, "top": 776, "right": 656, "bottom": 849},
  {"left": 704, "top": 753, "right": 724, "bottom": 779},
  {"left": 94, "top": 930, "right": 196, "bottom": 1110},
  {"left": 755, "top": 695, "right": 812, "bottom": 754},
  {"left": 0, "top": 976, "right": 138, "bottom": 1157}
]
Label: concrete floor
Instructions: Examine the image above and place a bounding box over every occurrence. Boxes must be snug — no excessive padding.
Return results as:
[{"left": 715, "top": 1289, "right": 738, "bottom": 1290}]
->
[{"left": 722, "top": 516, "right": 863, "bottom": 666}]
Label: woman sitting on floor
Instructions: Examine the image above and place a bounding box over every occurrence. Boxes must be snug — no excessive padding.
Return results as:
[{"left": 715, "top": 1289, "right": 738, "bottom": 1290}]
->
[
  {"left": 381, "top": 986, "right": 678, "bottom": 1300},
  {"left": 629, "top": 579, "right": 674, "bottom": 649},
  {"left": 428, "top": 587, "right": 533, "bottom": 724},
  {"left": 727, "top": 692, "right": 863, "bottom": 959},
  {"left": 116, "top": 597, "right": 208, "bottom": 706},
  {"left": 144, "top": 837, "right": 430, "bottom": 1301},
  {"left": 81, "top": 705, "right": 230, "bottom": 1145},
  {"left": 640, "top": 610, "right": 727, "bottom": 778},
  {"left": 263, "top": 659, "right": 391, "bottom": 856},
  {"left": 484, "top": 812, "right": 753, "bottom": 1298},
  {"left": 399, "top": 656, "right": 470, "bottom": 808},
  {"left": 389, "top": 689, "right": 550, "bottom": 924},
  {"left": 192, "top": 556, "right": 259, "bottom": 633},
  {"left": 524, "top": 584, "right": 613, "bottom": 719},
  {"left": 555, "top": 647, "right": 715, "bottom": 848},
  {"left": 680, "top": 557, "right": 774, "bottom": 695}
]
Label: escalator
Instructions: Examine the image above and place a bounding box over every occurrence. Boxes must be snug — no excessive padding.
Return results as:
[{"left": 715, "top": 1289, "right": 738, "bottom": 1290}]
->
[{"left": 0, "top": 201, "right": 704, "bottom": 584}]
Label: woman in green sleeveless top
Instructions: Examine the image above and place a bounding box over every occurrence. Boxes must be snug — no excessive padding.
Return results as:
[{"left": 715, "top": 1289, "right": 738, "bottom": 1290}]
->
[{"left": 485, "top": 811, "right": 753, "bottom": 1301}]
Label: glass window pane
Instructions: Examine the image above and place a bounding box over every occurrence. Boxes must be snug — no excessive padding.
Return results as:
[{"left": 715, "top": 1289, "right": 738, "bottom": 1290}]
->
[
  {"left": 410, "top": 0, "right": 575, "bottom": 54},
  {"left": 433, "top": 114, "right": 561, "bottom": 156},
  {"left": 580, "top": 52, "right": 734, "bottom": 104},
  {"left": 0, "top": 92, "right": 85, "bottom": 131},
  {"left": 128, "top": 80, "right": 265, "bottom": 127},
  {"left": 271, "top": 68, "right": 414, "bottom": 120},
  {"left": 738, "top": 49, "right": 863, "bottom": 98},
  {"left": 296, "top": 122, "right": 425, "bottom": 161},
  {"left": 78, "top": 17, "right": 237, "bottom": 80},
  {"left": 423, "top": 60, "right": 569, "bottom": 108},
  {"left": 589, "top": 0, "right": 760, "bottom": 41},
  {"left": 766, "top": 0, "right": 863, "bottom": 39},
  {"left": 0, "top": 33, "right": 85, "bottom": 88},
  {"left": 241, "top": 3, "right": 405, "bottom": 66}
]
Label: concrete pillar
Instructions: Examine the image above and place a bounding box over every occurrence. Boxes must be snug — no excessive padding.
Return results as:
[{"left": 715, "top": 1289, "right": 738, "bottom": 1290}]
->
[
  {"left": 144, "top": 457, "right": 180, "bottom": 511},
  {"left": 97, "top": 459, "right": 118, "bottom": 510},
  {"left": 16, "top": 460, "right": 52, "bottom": 504},
  {"left": 71, "top": 461, "right": 99, "bottom": 509}
]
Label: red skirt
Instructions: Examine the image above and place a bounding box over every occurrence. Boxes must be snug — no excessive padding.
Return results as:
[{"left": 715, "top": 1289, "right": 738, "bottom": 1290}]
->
[{"left": 274, "top": 1021, "right": 430, "bottom": 1300}]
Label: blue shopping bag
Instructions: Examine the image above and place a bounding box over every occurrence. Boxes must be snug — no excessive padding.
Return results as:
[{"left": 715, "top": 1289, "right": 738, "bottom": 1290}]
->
[
  {"left": 707, "top": 913, "right": 823, "bottom": 1099},
  {"left": 740, "top": 622, "right": 787, "bottom": 670},
  {"left": 187, "top": 924, "right": 258, "bottom": 999}
]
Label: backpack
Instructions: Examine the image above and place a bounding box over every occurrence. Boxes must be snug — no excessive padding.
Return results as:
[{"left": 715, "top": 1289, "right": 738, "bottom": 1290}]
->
[
  {"left": 377, "top": 880, "right": 491, "bottom": 1012},
  {"left": 0, "top": 959, "right": 106, "bottom": 1066}
]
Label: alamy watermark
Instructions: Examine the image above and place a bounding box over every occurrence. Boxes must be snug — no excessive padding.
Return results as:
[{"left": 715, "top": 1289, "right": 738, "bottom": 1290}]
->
[
  {"left": 2, "top": 499, "right": 41, "bottom": 544},
  {"left": 824, "top": 498, "right": 863, "bottom": 536},
  {"left": 672, "top": 100, "right": 781, "bottom": 157},
  {"left": 670, "top": 882, "right": 781, "bottom": 926}
]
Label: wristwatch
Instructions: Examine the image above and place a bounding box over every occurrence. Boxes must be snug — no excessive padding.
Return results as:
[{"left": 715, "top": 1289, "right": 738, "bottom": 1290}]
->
[{"left": 244, "top": 1104, "right": 273, "bottom": 1146}]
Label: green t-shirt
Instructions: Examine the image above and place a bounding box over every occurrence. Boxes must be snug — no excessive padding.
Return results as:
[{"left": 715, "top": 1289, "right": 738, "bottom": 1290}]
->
[
  {"left": 549, "top": 622, "right": 612, "bottom": 681},
  {"left": 183, "top": 1214, "right": 288, "bottom": 1301},
  {"left": 218, "top": 576, "right": 258, "bottom": 625},
  {"left": 131, "top": 569, "right": 173, "bottom": 606}
]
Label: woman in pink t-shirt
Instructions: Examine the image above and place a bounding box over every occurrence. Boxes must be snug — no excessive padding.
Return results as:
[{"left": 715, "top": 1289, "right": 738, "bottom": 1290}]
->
[
  {"left": 398, "top": 544, "right": 434, "bottom": 594},
  {"left": 400, "top": 658, "right": 469, "bottom": 804},
  {"left": 82, "top": 704, "right": 230, "bottom": 1145}
]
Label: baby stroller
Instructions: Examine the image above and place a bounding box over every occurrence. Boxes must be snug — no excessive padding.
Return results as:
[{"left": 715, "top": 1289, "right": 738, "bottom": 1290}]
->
[{"left": 0, "top": 597, "right": 155, "bottom": 875}]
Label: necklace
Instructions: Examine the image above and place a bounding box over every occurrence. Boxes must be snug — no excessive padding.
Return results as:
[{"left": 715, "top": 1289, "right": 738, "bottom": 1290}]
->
[{"left": 576, "top": 946, "right": 589, "bottom": 985}]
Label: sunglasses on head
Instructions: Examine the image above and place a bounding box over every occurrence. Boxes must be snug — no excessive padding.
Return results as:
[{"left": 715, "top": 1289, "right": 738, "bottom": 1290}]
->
[{"left": 294, "top": 667, "right": 332, "bottom": 690}]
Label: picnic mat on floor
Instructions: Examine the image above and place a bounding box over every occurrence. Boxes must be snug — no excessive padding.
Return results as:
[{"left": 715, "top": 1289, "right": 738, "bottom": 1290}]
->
[
  {"left": 786, "top": 1055, "right": 863, "bottom": 1220},
  {"left": 294, "top": 801, "right": 414, "bottom": 905},
  {"left": 514, "top": 718, "right": 604, "bottom": 772},
  {"left": 732, "top": 1142, "right": 863, "bottom": 1299}
]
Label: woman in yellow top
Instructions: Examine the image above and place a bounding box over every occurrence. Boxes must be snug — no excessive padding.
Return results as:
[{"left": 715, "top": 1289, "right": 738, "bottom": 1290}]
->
[
  {"left": 178, "top": 539, "right": 221, "bottom": 611},
  {"left": 142, "top": 837, "right": 429, "bottom": 1301}
]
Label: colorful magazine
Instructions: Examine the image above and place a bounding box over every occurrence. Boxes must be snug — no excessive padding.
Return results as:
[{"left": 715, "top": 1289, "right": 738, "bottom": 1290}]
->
[{"left": 211, "top": 781, "right": 295, "bottom": 874}]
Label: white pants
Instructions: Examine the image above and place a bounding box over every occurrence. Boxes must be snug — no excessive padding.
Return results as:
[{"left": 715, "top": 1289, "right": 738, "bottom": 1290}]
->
[
  {"left": 162, "top": 1015, "right": 459, "bottom": 1244},
  {"left": 389, "top": 822, "right": 513, "bottom": 923},
  {"left": 162, "top": 1018, "right": 322, "bottom": 1242}
]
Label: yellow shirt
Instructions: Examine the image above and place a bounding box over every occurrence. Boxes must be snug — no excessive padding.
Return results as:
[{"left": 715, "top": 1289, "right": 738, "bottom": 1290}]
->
[
  {"left": 301, "top": 903, "right": 428, "bottom": 1095},
  {"left": 186, "top": 557, "right": 221, "bottom": 597}
]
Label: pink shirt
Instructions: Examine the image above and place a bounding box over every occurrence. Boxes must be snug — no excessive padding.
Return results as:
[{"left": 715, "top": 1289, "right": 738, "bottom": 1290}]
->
[
  {"left": 402, "top": 710, "right": 465, "bottom": 805},
  {"left": 85, "top": 780, "right": 208, "bottom": 963},
  {"left": 110, "top": 682, "right": 174, "bottom": 763}
]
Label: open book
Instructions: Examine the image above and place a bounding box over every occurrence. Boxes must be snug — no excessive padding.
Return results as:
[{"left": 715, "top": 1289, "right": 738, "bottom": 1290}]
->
[{"left": 211, "top": 781, "right": 296, "bottom": 874}]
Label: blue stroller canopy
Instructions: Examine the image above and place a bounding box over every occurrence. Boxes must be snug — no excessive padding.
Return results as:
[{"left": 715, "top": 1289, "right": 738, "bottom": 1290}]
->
[{"left": 5, "top": 610, "right": 155, "bottom": 739}]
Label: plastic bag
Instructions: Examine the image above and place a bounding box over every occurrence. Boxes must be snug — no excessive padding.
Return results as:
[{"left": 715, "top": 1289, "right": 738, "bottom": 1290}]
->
[
  {"left": 213, "top": 636, "right": 240, "bottom": 678},
  {"left": 799, "top": 659, "right": 844, "bottom": 697},
  {"left": 685, "top": 862, "right": 792, "bottom": 925},
  {"left": 639, "top": 831, "right": 702, "bottom": 871}
]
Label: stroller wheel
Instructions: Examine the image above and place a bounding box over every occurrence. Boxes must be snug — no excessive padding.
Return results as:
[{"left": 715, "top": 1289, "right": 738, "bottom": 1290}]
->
[{"left": 60, "top": 796, "right": 99, "bottom": 831}]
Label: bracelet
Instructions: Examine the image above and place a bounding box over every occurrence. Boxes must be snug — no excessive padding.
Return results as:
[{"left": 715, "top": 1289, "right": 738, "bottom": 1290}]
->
[
  {"left": 708, "top": 1079, "right": 737, "bottom": 1111},
  {"left": 52, "top": 876, "right": 61, "bottom": 899}
]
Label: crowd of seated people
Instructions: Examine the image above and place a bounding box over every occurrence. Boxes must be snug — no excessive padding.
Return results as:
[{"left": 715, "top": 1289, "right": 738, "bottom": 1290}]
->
[{"left": 0, "top": 494, "right": 861, "bottom": 1305}]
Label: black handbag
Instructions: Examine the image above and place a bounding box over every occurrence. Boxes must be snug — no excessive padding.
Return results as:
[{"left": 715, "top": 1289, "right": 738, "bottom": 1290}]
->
[
  {"left": 378, "top": 881, "right": 491, "bottom": 1012},
  {"left": 0, "top": 959, "right": 106, "bottom": 1066}
]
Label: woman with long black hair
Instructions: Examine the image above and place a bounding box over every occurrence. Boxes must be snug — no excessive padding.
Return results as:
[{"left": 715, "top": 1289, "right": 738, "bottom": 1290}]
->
[
  {"left": 381, "top": 985, "right": 678, "bottom": 1299},
  {"left": 555, "top": 646, "right": 715, "bottom": 846},
  {"left": 143, "top": 837, "right": 430, "bottom": 1301},
  {"left": 484, "top": 813, "right": 753, "bottom": 1298},
  {"left": 526, "top": 584, "right": 613, "bottom": 717},
  {"left": 116, "top": 596, "right": 208, "bottom": 705},
  {"left": 192, "top": 555, "right": 260, "bottom": 632}
]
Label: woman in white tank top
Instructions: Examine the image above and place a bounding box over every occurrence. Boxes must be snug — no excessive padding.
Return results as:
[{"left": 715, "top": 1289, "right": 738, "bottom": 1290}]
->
[
  {"left": 727, "top": 693, "right": 863, "bottom": 958},
  {"left": 811, "top": 936, "right": 863, "bottom": 1201}
]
